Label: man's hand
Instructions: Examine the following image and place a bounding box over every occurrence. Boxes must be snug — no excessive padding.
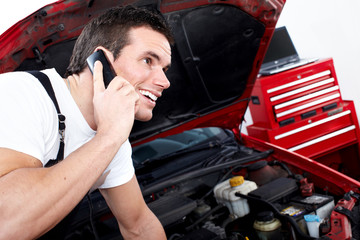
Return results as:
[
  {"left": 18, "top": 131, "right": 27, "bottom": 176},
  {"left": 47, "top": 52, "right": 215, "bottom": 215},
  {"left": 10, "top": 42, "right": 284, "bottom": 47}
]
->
[{"left": 92, "top": 61, "right": 139, "bottom": 144}]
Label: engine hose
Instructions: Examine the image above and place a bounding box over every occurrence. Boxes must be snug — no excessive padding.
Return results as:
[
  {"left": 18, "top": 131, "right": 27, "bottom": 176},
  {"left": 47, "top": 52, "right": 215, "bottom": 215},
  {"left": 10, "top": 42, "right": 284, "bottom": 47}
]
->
[
  {"left": 235, "top": 192, "right": 315, "bottom": 240},
  {"left": 270, "top": 160, "right": 295, "bottom": 178}
]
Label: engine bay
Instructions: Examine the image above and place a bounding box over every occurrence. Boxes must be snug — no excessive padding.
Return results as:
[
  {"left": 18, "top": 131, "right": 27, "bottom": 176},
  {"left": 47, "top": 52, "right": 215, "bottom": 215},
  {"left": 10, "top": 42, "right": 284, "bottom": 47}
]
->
[{"left": 62, "top": 127, "right": 360, "bottom": 240}]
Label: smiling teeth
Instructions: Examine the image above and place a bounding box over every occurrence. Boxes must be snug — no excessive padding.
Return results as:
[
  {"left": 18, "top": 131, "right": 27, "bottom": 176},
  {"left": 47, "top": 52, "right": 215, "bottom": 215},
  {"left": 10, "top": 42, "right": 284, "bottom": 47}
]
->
[{"left": 139, "top": 90, "right": 158, "bottom": 101}]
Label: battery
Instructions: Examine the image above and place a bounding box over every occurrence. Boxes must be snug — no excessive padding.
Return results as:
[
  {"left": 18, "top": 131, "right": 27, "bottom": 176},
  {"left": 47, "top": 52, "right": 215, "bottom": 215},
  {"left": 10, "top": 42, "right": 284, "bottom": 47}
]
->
[
  {"left": 280, "top": 202, "right": 310, "bottom": 234},
  {"left": 291, "top": 194, "right": 334, "bottom": 220},
  {"left": 279, "top": 194, "right": 335, "bottom": 235}
]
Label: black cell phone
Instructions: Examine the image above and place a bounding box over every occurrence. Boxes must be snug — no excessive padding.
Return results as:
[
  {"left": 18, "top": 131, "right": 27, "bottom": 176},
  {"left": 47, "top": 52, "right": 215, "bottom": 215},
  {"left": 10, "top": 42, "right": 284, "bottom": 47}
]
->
[{"left": 86, "top": 49, "right": 116, "bottom": 88}]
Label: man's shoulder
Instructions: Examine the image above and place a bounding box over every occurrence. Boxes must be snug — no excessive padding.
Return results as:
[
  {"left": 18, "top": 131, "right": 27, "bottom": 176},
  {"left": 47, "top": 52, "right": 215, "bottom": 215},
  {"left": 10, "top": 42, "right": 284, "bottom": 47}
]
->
[
  {"left": 0, "top": 71, "right": 45, "bottom": 95},
  {"left": 0, "top": 70, "right": 36, "bottom": 81},
  {"left": 0, "top": 69, "right": 60, "bottom": 87}
]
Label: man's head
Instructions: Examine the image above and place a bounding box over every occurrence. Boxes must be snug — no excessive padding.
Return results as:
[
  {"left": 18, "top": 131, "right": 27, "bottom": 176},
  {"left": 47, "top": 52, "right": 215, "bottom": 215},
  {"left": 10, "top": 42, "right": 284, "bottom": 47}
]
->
[
  {"left": 66, "top": 5, "right": 174, "bottom": 76},
  {"left": 113, "top": 25, "right": 172, "bottom": 121},
  {"left": 67, "top": 5, "right": 174, "bottom": 122}
]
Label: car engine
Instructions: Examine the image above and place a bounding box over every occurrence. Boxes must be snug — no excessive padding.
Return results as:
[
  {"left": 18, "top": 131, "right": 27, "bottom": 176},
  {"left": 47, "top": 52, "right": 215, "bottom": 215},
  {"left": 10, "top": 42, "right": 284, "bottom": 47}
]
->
[{"left": 62, "top": 127, "right": 360, "bottom": 240}]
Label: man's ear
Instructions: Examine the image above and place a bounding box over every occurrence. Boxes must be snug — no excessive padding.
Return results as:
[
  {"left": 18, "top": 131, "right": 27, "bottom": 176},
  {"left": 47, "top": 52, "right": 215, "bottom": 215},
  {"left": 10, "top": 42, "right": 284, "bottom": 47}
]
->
[{"left": 94, "top": 47, "right": 115, "bottom": 64}]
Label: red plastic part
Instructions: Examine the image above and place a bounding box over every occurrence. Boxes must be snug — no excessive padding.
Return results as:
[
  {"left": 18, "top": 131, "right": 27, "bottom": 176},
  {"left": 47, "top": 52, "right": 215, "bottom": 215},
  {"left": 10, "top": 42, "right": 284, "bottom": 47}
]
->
[
  {"left": 324, "top": 193, "right": 358, "bottom": 240},
  {"left": 300, "top": 178, "right": 314, "bottom": 197}
]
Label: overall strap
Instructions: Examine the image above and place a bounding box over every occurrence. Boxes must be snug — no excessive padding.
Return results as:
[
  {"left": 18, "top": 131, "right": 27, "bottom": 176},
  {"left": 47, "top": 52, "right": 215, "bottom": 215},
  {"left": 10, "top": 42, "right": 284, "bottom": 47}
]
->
[{"left": 27, "top": 71, "right": 66, "bottom": 166}]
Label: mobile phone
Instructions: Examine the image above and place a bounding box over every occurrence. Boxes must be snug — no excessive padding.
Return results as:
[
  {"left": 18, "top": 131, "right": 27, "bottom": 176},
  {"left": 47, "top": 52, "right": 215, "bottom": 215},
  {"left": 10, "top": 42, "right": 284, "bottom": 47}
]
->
[{"left": 86, "top": 49, "right": 116, "bottom": 88}]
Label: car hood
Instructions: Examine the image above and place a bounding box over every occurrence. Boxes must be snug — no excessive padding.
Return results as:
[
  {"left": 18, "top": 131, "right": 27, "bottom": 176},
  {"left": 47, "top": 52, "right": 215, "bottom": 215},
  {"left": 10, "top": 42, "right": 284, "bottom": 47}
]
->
[{"left": 0, "top": 0, "right": 285, "bottom": 145}]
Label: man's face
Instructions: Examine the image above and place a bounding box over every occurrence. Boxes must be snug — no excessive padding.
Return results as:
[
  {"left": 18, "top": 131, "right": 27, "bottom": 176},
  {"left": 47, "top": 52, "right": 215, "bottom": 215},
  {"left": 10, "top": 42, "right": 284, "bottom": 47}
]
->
[{"left": 112, "top": 26, "right": 172, "bottom": 121}]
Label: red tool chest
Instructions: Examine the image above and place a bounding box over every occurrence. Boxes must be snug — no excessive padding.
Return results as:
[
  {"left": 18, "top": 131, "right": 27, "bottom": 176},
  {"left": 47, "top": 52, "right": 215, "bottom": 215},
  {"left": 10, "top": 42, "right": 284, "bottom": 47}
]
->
[{"left": 247, "top": 58, "right": 360, "bottom": 179}]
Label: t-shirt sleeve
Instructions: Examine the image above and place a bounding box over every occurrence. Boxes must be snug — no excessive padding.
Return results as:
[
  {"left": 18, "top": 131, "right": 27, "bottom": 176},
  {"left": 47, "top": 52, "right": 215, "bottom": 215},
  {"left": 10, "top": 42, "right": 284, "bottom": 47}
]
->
[
  {"left": 0, "top": 73, "right": 58, "bottom": 164},
  {"left": 95, "top": 139, "right": 135, "bottom": 189}
]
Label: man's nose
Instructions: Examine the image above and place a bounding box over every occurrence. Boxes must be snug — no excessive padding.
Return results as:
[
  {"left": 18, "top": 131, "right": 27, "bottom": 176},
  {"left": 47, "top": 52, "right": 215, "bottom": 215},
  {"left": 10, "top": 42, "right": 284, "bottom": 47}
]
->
[{"left": 154, "top": 69, "right": 170, "bottom": 90}]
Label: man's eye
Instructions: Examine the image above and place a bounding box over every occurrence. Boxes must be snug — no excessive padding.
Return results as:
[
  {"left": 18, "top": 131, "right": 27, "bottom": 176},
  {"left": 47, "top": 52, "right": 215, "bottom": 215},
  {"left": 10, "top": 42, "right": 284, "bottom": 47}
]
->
[{"left": 143, "top": 58, "right": 151, "bottom": 64}]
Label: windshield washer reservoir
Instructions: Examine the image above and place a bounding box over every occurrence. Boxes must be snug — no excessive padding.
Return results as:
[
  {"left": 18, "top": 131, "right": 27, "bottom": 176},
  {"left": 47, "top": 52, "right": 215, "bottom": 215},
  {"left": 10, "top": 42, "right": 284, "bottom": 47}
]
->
[{"left": 214, "top": 176, "right": 257, "bottom": 218}]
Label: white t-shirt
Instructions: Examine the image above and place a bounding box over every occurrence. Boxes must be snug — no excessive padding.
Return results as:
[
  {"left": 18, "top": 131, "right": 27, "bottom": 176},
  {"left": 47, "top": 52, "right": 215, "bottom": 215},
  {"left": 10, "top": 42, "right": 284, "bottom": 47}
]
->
[{"left": 0, "top": 69, "right": 134, "bottom": 189}]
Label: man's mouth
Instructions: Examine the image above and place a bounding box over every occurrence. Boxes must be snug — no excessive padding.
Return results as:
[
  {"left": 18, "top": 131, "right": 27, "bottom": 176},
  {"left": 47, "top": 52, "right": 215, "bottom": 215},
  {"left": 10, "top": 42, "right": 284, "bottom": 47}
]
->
[{"left": 139, "top": 90, "right": 158, "bottom": 102}]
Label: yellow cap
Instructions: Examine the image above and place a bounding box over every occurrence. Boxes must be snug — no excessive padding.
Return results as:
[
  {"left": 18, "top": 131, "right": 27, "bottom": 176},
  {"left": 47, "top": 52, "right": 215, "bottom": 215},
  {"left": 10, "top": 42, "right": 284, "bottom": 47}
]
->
[{"left": 229, "top": 176, "right": 244, "bottom": 187}]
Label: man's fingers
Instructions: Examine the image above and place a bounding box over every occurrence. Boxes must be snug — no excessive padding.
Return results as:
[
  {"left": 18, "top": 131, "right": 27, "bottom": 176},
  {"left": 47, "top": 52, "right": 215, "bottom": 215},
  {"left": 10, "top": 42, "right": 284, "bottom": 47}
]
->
[
  {"left": 92, "top": 61, "right": 135, "bottom": 98},
  {"left": 93, "top": 60, "right": 105, "bottom": 93}
]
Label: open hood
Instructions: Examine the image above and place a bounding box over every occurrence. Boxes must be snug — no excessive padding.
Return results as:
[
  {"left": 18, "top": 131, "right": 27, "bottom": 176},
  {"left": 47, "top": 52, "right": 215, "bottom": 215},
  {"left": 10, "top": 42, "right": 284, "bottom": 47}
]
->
[{"left": 0, "top": 0, "right": 285, "bottom": 144}]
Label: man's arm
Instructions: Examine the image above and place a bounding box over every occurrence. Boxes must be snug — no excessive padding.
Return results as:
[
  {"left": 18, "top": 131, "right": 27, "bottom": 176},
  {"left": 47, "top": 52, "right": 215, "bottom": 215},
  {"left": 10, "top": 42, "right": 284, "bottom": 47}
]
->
[
  {"left": 0, "top": 134, "right": 122, "bottom": 239},
  {"left": 100, "top": 175, "right": 166, "bottom": 240},
  {"left": 0, "top": 61, "right": 139, "bottom": 239}
]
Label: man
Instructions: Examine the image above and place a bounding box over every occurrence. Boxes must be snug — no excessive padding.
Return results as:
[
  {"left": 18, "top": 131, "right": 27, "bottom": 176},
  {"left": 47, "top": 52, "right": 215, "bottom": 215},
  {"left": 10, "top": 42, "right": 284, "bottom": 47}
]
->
[{"left": 0, "top": 5, "right": 173, "bottom": 239}]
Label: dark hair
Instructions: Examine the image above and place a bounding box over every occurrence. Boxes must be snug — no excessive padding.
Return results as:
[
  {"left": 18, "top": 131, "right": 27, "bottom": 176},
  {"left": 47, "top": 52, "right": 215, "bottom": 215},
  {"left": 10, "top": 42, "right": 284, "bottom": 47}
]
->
[{"left": 65, "top": 5, "right": 174, "bottom": 76}]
